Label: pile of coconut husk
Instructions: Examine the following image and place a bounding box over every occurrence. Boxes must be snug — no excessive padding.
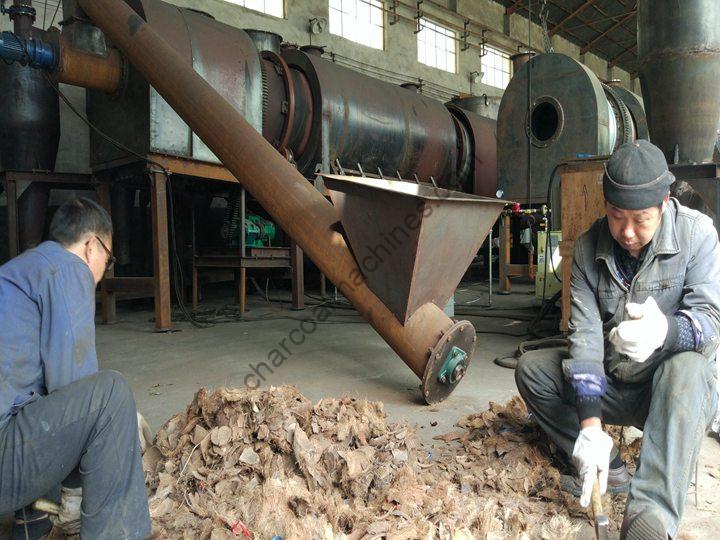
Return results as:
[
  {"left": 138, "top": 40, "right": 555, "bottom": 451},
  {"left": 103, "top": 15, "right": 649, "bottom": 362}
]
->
[
  {"left": 143, "top": 386, "right": 640, "bottom": 539},
  {"left": 427, "top": 397, "right": 641, "bottom": 533}
]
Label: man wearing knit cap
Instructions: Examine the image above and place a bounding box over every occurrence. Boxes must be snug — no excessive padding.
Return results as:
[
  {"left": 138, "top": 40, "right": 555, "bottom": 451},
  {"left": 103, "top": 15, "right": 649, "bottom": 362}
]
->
[{"left": 516, "top": 140, "right": 720, "bottom": 539}]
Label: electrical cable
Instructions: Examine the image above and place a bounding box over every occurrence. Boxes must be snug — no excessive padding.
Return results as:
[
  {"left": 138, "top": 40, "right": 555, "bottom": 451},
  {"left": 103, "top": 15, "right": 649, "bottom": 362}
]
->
[
  {"left": 47, "top": 0, "right": 60, "bottom": 30},
  {"left": 476, "top": 329, "right": 529, "bottom": 337},
  {"left": 40, "top": 70, "right": 211, "bottom": 328}
]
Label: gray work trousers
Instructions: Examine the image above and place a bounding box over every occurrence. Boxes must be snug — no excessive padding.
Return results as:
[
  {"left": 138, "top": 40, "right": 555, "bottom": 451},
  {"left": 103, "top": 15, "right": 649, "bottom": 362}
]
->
[
  {"left": 0, "top": 371, "right": 151, "bottom": 539},
  {"left": 516, "top": 349, "right": 718, "bottom": 538}
]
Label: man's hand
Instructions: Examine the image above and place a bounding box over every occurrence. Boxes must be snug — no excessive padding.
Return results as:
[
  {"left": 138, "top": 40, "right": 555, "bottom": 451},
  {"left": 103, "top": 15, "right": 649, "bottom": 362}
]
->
[
  {"left": 49, "top": 486, "right": 82, "bottom": 535},
  {"left": 138, "top": 412, "right": 152, "bottom": 453},
  {"left": 608, "top": 297, "right": 668, "bottom": 362},
  {"left": 572, "top": 425, "right": 613, "bottom": 507}
]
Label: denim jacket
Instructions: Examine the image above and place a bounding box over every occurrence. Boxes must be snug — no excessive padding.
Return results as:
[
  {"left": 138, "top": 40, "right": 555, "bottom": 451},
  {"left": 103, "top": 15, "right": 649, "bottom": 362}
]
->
[{"left": 564, "top": 199, "right": 720, "bottom": 403}]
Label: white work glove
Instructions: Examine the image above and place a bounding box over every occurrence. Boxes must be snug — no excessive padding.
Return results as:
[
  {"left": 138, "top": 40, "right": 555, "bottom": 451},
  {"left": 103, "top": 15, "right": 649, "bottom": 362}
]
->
[
  {"left": 138, "top": 412, "right": 153, "bottom": 453},
  {"left": 572, "top": 425, "right": 614, "bottom": 507},
  {"left": 49, "top": 486, "right": 82, "bottom": 535},
  {"left": 608, "top": 297, "right": 668, "bottom": 363}
]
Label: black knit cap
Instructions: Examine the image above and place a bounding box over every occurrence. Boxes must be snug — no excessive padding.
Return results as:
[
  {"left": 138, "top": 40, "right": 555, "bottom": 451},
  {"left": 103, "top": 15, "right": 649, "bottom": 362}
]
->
[{"left": 603, "top": 140, "right": 675, "bottom": 210}]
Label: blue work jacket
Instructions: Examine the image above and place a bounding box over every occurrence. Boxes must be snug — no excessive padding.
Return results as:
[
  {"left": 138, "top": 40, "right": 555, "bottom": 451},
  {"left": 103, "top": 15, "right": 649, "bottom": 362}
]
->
[
  {"left": 565, "top": 199, "right": 720, "bottom": 402},
  {"left": 0, "top": 241, "right": 98, "bottom": 427}
]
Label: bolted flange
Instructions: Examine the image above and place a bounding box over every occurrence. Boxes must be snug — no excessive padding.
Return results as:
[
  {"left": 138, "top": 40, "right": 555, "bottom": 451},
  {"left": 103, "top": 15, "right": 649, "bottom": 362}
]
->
[{"left": 421, "top": 319, "right": 476, "bottom": 404}]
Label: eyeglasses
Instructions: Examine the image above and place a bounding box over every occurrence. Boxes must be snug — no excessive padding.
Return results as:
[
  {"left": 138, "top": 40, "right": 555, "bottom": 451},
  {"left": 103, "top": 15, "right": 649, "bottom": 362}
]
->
[{"left": 95, "top": 236, "right": 116, "bottom": 272}]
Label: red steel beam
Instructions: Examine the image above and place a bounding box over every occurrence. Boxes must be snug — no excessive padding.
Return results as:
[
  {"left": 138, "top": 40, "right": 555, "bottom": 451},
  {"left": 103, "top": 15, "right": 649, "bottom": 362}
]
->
[
  {"left": 505, "top": 0, "right": 525, "bottom": 15},
  {"left": 580, "top": 10, "right": 635, "bottom": 55},
  {"left": 549, "top": 0, "right": 596, "bottom": 37}
]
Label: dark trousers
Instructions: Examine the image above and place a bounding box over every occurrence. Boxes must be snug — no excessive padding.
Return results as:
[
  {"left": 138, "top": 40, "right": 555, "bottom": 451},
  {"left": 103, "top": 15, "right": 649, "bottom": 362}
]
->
[
  {"left": 516, "top": 349, "right": 718, "bottom": 538},
  {"left": 0, "top": 371, "right": 151, "bottom": 539}
]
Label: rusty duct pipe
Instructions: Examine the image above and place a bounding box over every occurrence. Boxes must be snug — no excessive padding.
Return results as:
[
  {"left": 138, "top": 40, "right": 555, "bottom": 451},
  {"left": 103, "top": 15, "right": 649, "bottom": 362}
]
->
[
  {"left": 55, "top": 34, "right": 123, "bottom": 94},
  {"left": 76, "top": 0, "right": 476, "bottom": 403}
]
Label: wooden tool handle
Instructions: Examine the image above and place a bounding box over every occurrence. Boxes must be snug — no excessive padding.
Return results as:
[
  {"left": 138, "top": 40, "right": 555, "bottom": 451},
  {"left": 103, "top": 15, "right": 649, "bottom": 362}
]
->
[
  {"left": 33, "top": 498, "right": 60, "bottom": 516},
  {"left": 591, "top": 474, "right": 603, "bottom": 519}
]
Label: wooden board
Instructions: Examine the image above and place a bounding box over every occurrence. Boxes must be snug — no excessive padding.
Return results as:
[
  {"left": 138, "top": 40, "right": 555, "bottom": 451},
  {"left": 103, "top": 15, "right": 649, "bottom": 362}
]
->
[{"left": 559, "top": 161, "right": 607, "bottom": 331}]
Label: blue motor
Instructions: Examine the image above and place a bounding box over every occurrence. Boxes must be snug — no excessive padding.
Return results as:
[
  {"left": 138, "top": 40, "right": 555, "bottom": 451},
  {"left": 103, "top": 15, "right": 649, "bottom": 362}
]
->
[{"left": 0, "top": 31, "right": 57, "bottom": 69}]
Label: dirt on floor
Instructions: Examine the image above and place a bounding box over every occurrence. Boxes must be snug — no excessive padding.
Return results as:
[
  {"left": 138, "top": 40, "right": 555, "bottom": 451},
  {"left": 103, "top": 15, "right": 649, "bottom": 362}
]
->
[{"left": 141, "top": 385, "right": 641, "bottom": 540}]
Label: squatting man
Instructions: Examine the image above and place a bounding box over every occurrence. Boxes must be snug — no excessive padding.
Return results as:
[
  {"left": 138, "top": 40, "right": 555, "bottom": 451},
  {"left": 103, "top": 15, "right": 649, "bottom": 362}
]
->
[
  {"left": 517, "top": 140, "right": 719, "bottom": 539},
  {"left": 0, "top": 198, "right": 153, "bottom": 539}
]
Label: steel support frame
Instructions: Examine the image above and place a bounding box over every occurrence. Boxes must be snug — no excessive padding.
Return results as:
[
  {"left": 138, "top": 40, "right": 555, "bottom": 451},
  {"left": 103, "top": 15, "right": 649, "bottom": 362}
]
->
[
  {"left": 498, "top": 213, "right": 534, "bottom": 294},
  {"left": 96, "top": 161, "right": 173, "bottom": 331},
  {"left": 1, "top": 170, "right": 95, "bottom": 260},
  {"left": 95, "top": 154, "right": 305, "bottom": 330},
  {"left": 190, "top": 184, "right": 304, "bottom": 316}
]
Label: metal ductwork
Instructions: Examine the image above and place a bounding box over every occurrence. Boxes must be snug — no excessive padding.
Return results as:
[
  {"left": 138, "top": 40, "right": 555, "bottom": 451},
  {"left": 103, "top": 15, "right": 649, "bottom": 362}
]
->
[
  {"left": 497, "top": 53, "right": 648, "bottom": 204},
  {"left": 85, "top": 0, "right": 264, "bottom": 166},
  {"left": 638, "top": 0, "right": 720, "bottom": 165}
]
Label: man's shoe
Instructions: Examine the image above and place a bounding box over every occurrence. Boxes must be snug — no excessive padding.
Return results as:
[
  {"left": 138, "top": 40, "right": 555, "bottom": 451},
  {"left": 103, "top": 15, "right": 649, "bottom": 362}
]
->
[
  {"left": 559, "top": 462, "right": 631, "bottom": 496},
  {"left": 620, "top": 507, "right": 667, "bottom": 540},
  {"left": 11, "top": 506, "right": 52, "bottom": 540}
]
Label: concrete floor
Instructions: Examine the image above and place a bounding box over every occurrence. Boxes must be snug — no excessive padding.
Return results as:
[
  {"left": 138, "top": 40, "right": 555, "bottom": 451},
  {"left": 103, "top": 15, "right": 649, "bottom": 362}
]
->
[
  {"left": 2, "top": 280, "right": 719, "bottom": 538},
  {"left": 103, "top": 281, "right": 526, "bottom": 447}
]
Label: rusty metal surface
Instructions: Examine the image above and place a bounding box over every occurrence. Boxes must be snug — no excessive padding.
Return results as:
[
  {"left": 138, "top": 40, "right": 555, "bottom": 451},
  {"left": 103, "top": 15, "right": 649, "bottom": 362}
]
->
[
  {"left": 448, "top": 95, "right": 501, "bottom": 120},
  {"left": 87, "top": 0, "right": 262, "bottom": 166},
  {"left": 282, "top": 47, "right": 458, "bottom": 186},
  {"left": 260, "top": 51, "right": 295, "bottom": 153},
  {"left": 286, "top": 66, "right": 313, "bottom": 159},
  {"left": 447, "top": 104, "right": 498, "bottom": 197},
  {"left": 670, "top": 163, "right": 720, "bottom": 223},
  {"left": 422, "top": 320, "right": 476, "bottom": 404},
  {"left": 57, "top": 33, "right": 123, "bottom": 93},
  {"left": 0, "top": 25, "right": 59, "bottom": 172},
  {"left": 638, "top": 0, "right": 720, "bottom": 164},
  {"left": 497, "top": 53, "right": 645, "bottom": 204},
  {"left": 79, "top": 0, "right": 481, "bottom": 402},
  {"left": 245, "top": 29, "right": 282, "bottom": 54},
  {"left": 322, "top": 174, "right": 506, "bottom": 323},
  {"left": 510, "top": 52, "right": 535, "bottom": 73},
  {"left": 607, "top": 85, "right": 649, "bottom": 141}
]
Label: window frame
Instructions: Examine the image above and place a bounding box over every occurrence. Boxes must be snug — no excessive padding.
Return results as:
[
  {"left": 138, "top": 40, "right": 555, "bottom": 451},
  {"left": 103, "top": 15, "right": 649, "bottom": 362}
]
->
[
  {"left": 416, "top": 17, "right": 458, "bottom": 74},
  {"left": 328, "top": 0, "right": 386, "bottom": 50},
  {"left": 223, "top": 0, "right": 285, "bottom": 18},
  {"left": 481, "top": 45, "right": 512, "bottom": 90}
]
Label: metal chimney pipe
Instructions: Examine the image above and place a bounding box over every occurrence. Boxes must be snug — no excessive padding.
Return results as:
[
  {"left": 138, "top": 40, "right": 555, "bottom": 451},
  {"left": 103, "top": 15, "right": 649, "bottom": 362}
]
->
[
  {"left": 510, "top": 52, "right": 534, "bottom": 74},
  {"left": 638, "top": 0, "right": 720, "bottom": 164},
  {"left": 75, "top": 0, "right": 477, "bottom": 403}
]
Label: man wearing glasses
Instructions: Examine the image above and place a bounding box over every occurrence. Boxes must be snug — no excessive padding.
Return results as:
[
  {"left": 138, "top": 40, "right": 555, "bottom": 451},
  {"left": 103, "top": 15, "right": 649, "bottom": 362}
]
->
[{"left": 0, "top": 198, "right": 151, "bottom": 539}]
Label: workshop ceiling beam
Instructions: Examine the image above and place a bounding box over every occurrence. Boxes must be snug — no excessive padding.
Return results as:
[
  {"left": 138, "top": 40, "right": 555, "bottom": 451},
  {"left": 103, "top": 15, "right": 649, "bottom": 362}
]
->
[
  {"left": 580, "top": 10, "right": 634, "bottom": 55},
  {"left": 609, "top": 43, "right": 636, "bottom": 68},
  {"left": 548, "top": 0, "right": 595, "bottom": 37},
  {"left": 505, "top": 0, "right": 525, "bottom": 16}
]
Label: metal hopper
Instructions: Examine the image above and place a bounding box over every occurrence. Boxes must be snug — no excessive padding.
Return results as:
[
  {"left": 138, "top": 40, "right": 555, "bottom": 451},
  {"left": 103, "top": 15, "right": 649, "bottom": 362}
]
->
[{"left": 323, "top": 174, "right": 506, "bottom": 324}]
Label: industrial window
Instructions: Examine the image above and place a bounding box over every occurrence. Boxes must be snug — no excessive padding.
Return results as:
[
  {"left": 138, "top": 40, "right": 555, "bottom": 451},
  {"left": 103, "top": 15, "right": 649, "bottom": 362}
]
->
[
  {"left": 329, "top": 0, "right": 384, "bottom": 50},
  {"left": 481, "top": 46, "right": 511, "bottom": 89},
  {"left": 225, "top": 0, "right": 284, "bottom": 18},
  {"left": 417, "top": 18, "right": 457, "bottom": 73}
]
